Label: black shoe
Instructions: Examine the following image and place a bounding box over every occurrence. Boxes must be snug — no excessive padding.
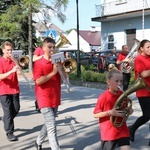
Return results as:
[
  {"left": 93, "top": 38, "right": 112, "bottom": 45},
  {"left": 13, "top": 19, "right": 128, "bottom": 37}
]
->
[
  {"left": 128, "top": 126, "right": 135, "bottom": 142},
  {"left": 35, "top": 141, "right": 42, "bottom": 150},
  {"left": 7, "top": 133, "right": 18, "bottom": 141},
  {"left": 35, "top": 101, "right": 41, "bottom": 113}
]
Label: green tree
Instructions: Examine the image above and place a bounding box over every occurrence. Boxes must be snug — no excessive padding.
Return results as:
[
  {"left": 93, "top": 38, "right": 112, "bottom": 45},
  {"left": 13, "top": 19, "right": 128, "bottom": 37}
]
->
[{"left": 0, "top": 0, "right": 69, "bottom": 72}]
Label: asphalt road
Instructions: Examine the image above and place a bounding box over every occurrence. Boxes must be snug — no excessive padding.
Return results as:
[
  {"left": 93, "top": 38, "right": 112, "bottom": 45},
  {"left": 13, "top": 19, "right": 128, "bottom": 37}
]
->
[{"left": 0, "top": 77, "right": 149, "bottom": 150}]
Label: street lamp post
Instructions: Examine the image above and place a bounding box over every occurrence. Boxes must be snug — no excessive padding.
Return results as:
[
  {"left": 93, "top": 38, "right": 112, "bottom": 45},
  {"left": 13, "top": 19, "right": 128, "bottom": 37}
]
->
[{"left": 76, "top": 0, "right": 81, "bottom": 77}]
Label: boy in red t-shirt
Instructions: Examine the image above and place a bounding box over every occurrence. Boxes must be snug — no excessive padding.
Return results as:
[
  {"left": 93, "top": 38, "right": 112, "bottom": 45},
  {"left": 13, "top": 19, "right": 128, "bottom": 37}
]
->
[
  {"left": 0, "top": 41, "right": 21, "bottom": 141},
  {"left": 93, "top": 67, "right": 133, "bottom": 150},
  {"left": 33, "top": 37, "right": 61, "bottom": 150}
]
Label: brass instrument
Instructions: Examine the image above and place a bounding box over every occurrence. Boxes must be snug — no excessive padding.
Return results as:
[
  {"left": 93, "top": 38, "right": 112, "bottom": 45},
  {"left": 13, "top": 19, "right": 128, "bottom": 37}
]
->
[
  {"left": 18, "top": 56, "right": 30, "bottom": 67},
  {"left": 110, "top": 77, "right": 149, "bottom": 127},
  {"left": 12, "top": 58, "right": 32, "bottom": 89},
  {"left": 120, "top": 39, "right": 140, "bottom": 73},
  {"left": 62, "top": 58, "right": 77, "bottom": 74},
  {"left": 55, "top": 32, "right": 76, "bottom": 92},
  {"left": 56, "top": 32, "right": 71, "bottom": 49}
]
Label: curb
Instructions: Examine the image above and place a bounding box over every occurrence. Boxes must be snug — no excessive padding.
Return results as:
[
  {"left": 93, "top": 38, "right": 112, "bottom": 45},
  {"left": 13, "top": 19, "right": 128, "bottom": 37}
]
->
[{"left": 70, "top": 80, "right": 107, "bottom": 90}]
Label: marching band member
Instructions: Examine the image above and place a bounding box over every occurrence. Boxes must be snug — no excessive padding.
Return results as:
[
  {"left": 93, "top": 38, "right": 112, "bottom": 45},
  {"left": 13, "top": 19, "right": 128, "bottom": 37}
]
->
[
  {"left": 93, "top": 66, "right": 133, "bottom": 150},
  {"left": 33, "top": 46, "right": 44, "bottom": 112},
  {"left": 0, "top": 41, "right": 21, "bottom": 141},
  {"left": 33, "top": 37, "right": 61, "bottom": 150},
  {"left": 116, "top": 45, "right": 131, "bottom": 91},
  {"left": 33, "top": 46, "right": 44, "bottom": 62},
  {"left": 129, "top": 39, "right": 150, "bottom": 144}
]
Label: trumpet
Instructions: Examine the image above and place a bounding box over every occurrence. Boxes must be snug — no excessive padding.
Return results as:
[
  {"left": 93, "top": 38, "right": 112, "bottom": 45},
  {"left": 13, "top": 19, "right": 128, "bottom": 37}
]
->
[{"left": 120, "top": 39, "right": 140, "bottom": 73}]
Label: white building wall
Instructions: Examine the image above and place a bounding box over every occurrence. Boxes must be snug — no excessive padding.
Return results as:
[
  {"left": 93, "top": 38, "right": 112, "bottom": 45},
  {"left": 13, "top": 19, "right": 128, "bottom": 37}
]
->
[
  {"left": 59, "top": 29, "right": 91, "bottom": 52},
  {"left": 100, "top": 0, "right": 150, "bottom": 16},
  {"left": 101, "top": 15, "right": 150, "bottom": 51}
]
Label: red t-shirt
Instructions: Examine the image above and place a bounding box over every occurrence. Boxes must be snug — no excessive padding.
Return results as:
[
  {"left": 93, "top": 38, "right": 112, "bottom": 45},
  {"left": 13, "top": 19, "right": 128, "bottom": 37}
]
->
[
  {"left": 0, "top": 57, "right": 20, "bottom": 95},
  {"left": 33, "top": 57, "right": 61, "bottom": 108},
  {"left": 117, "top": 53, "right": 126, "bottom": 70},
  {"left": 134, "top": 54, "right": 150, "bottom": 97},
  {"left": 34, "top": 47, "right": 44, "bottom": 56},
  {"left": 93, "top": 89, "right": 129, "bottom": 141}
]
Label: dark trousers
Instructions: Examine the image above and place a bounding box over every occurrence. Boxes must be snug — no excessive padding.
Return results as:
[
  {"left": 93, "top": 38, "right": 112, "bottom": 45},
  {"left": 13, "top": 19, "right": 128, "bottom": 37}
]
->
[
  {"left": 131, "top": 97, "right": 150, "bottom": 132},
  {"left": 0, "top": 94, "right": 20, "bottom": 134},
  {"left": 123, "top": 73, "right": 131, "bottom": 91}
]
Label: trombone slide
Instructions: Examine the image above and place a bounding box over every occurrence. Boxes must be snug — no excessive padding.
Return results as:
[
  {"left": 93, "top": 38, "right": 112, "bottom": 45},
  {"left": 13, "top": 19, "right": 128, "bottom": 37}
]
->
[
  {"left": 57, "top": 64, "right": 70, "bottom": 93},
  {"left": 12, "top": 58, "right": 33, "bottom": 89},
  {"left": 51, "top": 52, "right": 70, "bottom": 92}
]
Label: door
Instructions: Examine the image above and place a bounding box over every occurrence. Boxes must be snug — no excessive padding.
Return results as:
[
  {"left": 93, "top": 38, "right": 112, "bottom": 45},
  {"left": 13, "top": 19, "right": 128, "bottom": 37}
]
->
[{"left": 126, "top": 29, "right": 136, "bottom": 50}]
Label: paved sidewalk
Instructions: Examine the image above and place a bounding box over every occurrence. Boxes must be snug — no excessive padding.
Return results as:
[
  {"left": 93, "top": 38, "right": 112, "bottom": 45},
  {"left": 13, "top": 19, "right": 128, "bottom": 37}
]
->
[{"left": 0, "top": 75, "right": 149, "bottom": 150}]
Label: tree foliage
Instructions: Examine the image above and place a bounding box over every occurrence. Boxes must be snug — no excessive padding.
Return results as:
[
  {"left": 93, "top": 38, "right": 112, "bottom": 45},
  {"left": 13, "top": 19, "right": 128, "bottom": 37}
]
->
[{"left": 0, "top": 0, "right": 69, "bottom": 52}]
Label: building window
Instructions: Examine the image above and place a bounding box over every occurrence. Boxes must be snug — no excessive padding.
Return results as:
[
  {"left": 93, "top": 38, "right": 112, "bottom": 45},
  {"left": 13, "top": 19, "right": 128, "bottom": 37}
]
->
[
  {"left": 116, "top": 0, "right": 127, "bottom": 5},
  {"left": 108, "top": 35, "right": 114, "bottom": 49}
]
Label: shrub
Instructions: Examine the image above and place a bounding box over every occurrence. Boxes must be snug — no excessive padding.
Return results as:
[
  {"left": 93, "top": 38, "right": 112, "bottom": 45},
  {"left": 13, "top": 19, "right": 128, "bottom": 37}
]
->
[
  {"left": 81, "top": 70, "right": 92, "bottom": 81},
  {"left": 90, "top": 71, "right": 99, "bottom": 82},
  {"left": 85, "top": 64, "right": 97, "bottom": 71},
  {"left": 97, "top": 72, "right": 107, "bottom": 83},
  {"left": 70, "top": 66, "right": 135, "bottom": 85}
]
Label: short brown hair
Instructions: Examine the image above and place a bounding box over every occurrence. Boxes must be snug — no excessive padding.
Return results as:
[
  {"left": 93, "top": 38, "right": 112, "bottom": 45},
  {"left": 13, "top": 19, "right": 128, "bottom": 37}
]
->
[
  {"left": 2, "top": 41, "right": 13, "bottom": 49},
  {"left": 43, "top": 37, "right": 56, "bottom": 45}
]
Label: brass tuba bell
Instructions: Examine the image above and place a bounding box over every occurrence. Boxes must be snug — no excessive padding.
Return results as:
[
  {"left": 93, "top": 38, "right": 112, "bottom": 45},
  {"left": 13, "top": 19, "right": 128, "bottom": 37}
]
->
[
  {"left": 120, "top": 39, "right": 140, "bottom": 73},
  {"left": 110, "top": 77, "right": 149, "bottom": 127},
  {"left": 56, "top": 32, "right": 71, "bottom": 49}
]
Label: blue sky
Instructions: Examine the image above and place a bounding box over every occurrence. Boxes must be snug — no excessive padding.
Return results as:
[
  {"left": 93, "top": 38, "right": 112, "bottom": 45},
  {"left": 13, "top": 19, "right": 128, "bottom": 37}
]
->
[{"left": 51, "top": 0, "right": 101, "bottom": 31}]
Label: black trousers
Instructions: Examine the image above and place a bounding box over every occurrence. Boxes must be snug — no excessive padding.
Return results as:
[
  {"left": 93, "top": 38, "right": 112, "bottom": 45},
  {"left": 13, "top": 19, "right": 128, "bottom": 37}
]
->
[
  {"left": 131, "top": 97, "right": 150, "bottom": 132},
  {"left": 0, "top": 94, "right": 20, "bottom": 134},
  {"left": 123, "top": 73, "right": 131, "bottom": 91}
]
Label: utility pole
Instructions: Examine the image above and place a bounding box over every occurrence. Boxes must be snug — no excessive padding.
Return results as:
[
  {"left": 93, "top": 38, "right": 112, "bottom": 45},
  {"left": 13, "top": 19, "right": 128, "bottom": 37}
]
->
[
  {"left": 28, "top": 5, "right": 33, "bottom": 73},
  {"left": 76, "top": 0, "right": 81, "bottom": 77}
]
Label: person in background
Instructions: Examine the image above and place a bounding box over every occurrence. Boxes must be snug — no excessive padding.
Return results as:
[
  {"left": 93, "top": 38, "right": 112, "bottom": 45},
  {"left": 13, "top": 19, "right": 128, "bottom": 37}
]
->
[
  {"left": 33, "top": 37, "right": 61, "bottom": 150},
  {"left": 93, "top": 66, "right": 133, "bottom": 150},
  {"left": 64, "top": 51, "right": 71, "bottom": 59},
  {"left": 128, "top": 39, "right": 150, "bottom": 145},
  {"left": 113, "top": 46, "right": 117, "bottom": 56},
  {"left": 116, "top": 45, "right": 131, "bottom": 91},
  {"left": 64, "top": 51, "right": 71, "bottom": 85},
  {"left": 33, "top": 46, "right": 44, "bottom": 62},
  {"left": 33, "top": 46, "right": 44, "bottom": 112},
  {"left": 0, "top": 41, "right": 21, "bottom": 141}
]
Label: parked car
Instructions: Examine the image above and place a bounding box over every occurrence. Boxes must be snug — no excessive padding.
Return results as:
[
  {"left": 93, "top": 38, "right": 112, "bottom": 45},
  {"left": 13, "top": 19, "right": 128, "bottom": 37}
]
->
[
  {"left": 59, "top": 49, "right": 90, "bottom": 66},
  {"left": 90, "top": 50, "right": 119, "bottom": 72}
]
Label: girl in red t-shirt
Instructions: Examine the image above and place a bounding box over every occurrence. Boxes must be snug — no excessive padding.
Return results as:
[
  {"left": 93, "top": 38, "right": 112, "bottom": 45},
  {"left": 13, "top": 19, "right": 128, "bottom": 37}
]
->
[
  {"left": 93, "top": 67, "right": 133, "bottom": 150},
  {"left": 129, "top": 39, "right": 150, "bottom": 144}
]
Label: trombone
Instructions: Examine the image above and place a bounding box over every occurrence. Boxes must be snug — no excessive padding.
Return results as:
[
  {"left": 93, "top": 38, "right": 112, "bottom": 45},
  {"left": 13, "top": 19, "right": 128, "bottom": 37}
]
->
[
  {"left": 12, "top": 57, "right": 33, "bottom": 89},
  {"left": 51, "top": 52, "right": 77, "bottom": 93}
]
